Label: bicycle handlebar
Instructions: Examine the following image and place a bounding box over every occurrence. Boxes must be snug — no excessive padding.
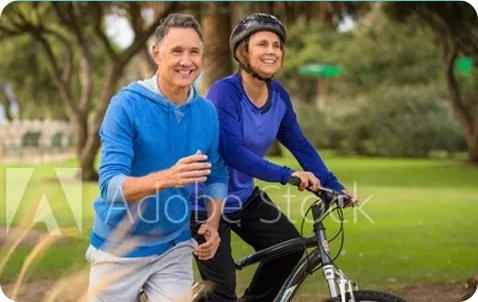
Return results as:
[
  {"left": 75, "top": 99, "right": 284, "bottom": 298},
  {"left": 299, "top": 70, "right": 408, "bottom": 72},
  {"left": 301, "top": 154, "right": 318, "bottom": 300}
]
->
[{"left": 287, "top": 176, "right": 356, "bottom": 208}]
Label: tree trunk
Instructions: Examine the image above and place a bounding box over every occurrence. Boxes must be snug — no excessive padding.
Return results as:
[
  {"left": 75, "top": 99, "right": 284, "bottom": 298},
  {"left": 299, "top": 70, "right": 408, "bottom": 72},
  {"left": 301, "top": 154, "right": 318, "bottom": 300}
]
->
[
  {"left": 78, "top": 64, "right": 125, "bottom": 182},
  {"left": 80, "top": 148, "right": 99, "bottom": 181},
  {"left": 201, "top": 1, "right": 233, "bottom": 95},
  {"left": 136, "top": 45, "right": 156, "bottom": 79},
  {"left": 442, "top": 37, "right": 478, "bottom": 164},
  {"left": 316, "top": 79, "right": 329, "bottom": 110},
  {"left": 230, "top": 1, "right": 244, "bottom": 26},
  {"left": 468, "top": 133, "right": 478, "bottom": 164},
  {"left": 68, "top": 112, "right": 96, "bottom": 181}
]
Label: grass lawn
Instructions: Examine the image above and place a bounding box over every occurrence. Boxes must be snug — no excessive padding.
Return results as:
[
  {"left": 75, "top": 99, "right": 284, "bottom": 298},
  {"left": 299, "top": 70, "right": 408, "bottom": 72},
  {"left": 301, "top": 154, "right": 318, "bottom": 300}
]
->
[{"left": 1, "top": 152, "right": 477, "bottom": 297}]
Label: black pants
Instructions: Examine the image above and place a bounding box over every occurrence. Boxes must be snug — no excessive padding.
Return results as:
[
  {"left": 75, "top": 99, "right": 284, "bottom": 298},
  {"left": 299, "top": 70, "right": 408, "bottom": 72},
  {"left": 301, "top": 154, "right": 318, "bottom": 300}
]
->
[{"left": 191, "top": 188, "right": 304, "bottom": 302}]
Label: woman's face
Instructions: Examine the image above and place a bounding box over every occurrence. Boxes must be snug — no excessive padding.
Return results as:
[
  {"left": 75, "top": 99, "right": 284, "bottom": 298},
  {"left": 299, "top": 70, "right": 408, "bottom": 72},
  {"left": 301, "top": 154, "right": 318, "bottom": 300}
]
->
[{"left": 245, "top": 31, "right": 283, "bottom": 77}]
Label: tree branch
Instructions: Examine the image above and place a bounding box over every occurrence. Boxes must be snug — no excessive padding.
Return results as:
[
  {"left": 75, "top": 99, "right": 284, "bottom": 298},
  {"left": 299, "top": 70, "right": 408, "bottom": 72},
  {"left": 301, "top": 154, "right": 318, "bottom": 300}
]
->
[
  {"left": 119, "top": 1, "right": 179, "bottom": 65},
  {"left": 33, "top": 31, "right": 78, "bottom": 118},
  {"left": 474, "top": 102, "right": 478, "bottom": 141},
  {"left": 10, "top": 5, "right": 28, "bottom": 25},
  {"left": 52, "top": 2, "right": 94, "bottom": 113},
  {"left": 80, "top": 63, "right": 122, "bottom": 164},
  {"left": 91, "top": 2, "right": 118, "bottom": 62},
  {"left": 415, "top": 6, "right": 447, "bottom": 35},
  {"left": 51, "top": 2, "right": 74, "bottom": 31},
  {"left": 2, "top": 3, "right": 75, "bottom": 90},
  {"left": 127, "top": 2, "right": 144, "bottom": 34},
  {"left": 0, "top": 24, "right": 23, "bottom": 36},
  {"left": 42, "top": 27, "right": 74, "bottom": 85}
]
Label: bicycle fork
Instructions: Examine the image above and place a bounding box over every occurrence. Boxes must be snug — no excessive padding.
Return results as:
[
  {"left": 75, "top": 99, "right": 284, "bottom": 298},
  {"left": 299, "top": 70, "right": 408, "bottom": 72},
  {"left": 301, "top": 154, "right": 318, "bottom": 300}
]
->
[{"left": 312, "top": 205, "right": 358, "bottom": 302}]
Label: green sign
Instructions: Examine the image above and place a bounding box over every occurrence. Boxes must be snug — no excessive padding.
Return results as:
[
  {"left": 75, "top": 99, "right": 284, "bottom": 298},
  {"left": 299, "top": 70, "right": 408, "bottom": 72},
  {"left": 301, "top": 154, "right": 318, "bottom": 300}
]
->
[
  {"left": 298, "top": 64, "right": 344, "bottom": 78},
  {"left": 456, "top": 57, "right": 473, "bottom": 76}
]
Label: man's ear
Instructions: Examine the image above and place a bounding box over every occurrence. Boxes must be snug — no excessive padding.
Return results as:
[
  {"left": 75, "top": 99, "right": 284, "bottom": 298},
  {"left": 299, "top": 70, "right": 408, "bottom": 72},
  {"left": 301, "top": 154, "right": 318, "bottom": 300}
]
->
[{"left": 152, "top": 44, "right": 161, "bottom": 65}]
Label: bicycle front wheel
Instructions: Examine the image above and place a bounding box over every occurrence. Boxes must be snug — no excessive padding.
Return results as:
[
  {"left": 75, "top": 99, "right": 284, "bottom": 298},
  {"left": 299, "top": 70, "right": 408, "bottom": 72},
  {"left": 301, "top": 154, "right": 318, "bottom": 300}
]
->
[{"left": 322, "top": 290, "right": 409, "bottom": 302}]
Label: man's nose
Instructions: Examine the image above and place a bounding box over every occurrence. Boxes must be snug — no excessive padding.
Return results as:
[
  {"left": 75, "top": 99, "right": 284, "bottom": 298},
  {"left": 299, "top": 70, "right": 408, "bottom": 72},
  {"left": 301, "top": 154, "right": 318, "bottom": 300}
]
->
[{"left": 179, "top": 53, "right": 192, "bottom": 65}]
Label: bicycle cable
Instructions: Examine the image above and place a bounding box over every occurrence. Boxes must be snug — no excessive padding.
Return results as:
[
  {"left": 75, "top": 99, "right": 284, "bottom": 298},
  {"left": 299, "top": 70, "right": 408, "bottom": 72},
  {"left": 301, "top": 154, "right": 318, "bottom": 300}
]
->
[{"left": 300, "top": 200, "right": 347, "bottom": 275}]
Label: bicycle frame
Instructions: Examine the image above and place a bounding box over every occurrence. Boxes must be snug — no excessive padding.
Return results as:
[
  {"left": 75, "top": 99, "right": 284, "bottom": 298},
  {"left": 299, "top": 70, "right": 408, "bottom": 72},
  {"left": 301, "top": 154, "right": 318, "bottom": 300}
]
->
[
  {"left": 234, "top": 236, "right": 321, "bottom": 302},
  {"left": 232, "top": 202, "right": 358, "bottom": 302}
]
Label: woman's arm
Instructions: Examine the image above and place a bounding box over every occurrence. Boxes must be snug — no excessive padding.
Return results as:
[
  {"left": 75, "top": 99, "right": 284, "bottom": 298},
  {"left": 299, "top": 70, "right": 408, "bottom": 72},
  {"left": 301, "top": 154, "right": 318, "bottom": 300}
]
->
[
  {"left": 275, "top": 90, "right": 345, "bottom": 191},
  {"left": 207, "top": 82, "right": 294, "bottom": 185}
]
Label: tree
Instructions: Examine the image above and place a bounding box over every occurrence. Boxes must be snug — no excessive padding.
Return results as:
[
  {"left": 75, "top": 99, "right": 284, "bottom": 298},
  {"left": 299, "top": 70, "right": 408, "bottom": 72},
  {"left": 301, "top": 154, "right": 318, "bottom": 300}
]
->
[
  {"left": 0, "top": 1, "right": 178, "bottom": 180},
  {"left": 0, "top": 30, "right": 94, "bottom": 120},
  {"left": 383, "top": 1, "right": 478, "bottom": 164},
  {"left": 200, "top": 1, "right": 233, "bottom": 95}
]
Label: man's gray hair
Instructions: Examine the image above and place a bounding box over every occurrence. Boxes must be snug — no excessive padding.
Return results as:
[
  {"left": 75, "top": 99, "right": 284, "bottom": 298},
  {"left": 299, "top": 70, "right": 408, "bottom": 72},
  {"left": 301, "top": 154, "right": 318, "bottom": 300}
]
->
[{"left": 154, "top": 13, "right": 203, "bottom": 45}]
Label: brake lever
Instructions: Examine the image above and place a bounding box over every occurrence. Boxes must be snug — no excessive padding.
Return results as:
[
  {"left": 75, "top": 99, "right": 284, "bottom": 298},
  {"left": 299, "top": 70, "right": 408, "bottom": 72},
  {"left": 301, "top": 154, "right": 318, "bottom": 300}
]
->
[{"left": 321, "top": 189, "right": 358, "bottom": 208}]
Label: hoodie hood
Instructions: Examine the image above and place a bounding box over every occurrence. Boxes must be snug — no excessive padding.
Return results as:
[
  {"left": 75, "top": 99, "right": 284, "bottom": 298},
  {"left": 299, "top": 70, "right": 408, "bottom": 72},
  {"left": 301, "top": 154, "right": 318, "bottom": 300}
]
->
[
  {"left": 120, "top": 80, "right": 203, "bottom": 158},
  {"left": 122, "top": 81, "right": 199, "bottom": 110}
]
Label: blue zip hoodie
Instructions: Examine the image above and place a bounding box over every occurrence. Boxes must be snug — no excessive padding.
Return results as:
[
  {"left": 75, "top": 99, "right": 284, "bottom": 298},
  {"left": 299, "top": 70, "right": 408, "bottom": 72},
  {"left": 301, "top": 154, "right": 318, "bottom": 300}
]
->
[{"left": 90, "top": 80, "right": 228, "bottom": 257}]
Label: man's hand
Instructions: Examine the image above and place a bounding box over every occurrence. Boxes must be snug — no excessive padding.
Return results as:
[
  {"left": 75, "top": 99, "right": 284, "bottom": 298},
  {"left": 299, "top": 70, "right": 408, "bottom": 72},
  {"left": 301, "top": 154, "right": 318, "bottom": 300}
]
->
[
  {"left": 291, "top": 171, "right": 321, "bottom": 191},
  {"left": 158, "top": 152, "right": 211, "bottom": 189},
  {"left": 194, "top": 223, "right": 220, "bottom": 261}
]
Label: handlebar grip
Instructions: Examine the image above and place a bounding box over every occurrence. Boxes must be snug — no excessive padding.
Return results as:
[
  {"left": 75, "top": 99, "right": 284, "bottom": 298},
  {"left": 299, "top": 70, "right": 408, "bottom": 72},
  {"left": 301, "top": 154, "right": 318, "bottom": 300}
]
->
[{"left": 288, "top": 176, "right": 302, "bottom": 187}]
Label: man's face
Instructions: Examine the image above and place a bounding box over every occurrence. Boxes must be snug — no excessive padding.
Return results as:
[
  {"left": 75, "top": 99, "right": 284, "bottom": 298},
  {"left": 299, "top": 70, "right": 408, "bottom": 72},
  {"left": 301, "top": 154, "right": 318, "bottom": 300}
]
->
[{"left": 153, "top": 27, "right": 203, "bottom": 88}]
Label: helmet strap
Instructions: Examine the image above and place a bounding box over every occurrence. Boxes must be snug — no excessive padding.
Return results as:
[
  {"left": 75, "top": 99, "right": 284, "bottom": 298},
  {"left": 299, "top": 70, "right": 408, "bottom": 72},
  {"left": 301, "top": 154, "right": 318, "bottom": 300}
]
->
[{"left": 238, "top": 61, "right": 273, "bottom": 82}]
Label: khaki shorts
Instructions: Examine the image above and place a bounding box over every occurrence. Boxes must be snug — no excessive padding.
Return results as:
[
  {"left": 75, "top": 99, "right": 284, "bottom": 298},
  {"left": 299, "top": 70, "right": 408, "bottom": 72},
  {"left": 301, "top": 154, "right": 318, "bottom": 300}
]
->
[{"left": 85, "top": 238, "right": 197, "bottom": 302}]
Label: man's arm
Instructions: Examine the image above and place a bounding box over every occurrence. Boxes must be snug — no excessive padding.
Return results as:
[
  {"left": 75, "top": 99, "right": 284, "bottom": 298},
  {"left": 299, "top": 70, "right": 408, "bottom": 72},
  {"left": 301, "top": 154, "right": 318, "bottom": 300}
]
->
[
  {"left": 99, "top": 97, "right": 211, "bottom": 204},
  {"left": 122, "top": 156, "right": 211, "bottom": 202}
]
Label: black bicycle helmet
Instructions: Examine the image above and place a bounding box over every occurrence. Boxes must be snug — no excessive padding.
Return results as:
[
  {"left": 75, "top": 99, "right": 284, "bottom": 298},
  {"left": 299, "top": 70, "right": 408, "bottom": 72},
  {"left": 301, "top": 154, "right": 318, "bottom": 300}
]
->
[{"left": 230, "top": 13, "right": 287, "bottom": 81}]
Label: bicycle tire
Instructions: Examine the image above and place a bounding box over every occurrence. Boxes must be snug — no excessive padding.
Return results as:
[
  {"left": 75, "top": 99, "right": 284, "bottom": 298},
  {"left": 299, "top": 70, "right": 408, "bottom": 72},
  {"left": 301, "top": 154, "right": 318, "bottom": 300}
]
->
[{"left": 322, "top": 290, "right": 409, "bottom": 302}]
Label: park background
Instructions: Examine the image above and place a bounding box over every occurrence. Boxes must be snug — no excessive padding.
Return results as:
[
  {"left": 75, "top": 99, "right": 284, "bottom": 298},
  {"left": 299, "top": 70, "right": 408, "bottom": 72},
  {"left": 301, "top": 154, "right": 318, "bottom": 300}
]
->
[{"left": 0, "top": 1, "right": 477, "bottom": 302}]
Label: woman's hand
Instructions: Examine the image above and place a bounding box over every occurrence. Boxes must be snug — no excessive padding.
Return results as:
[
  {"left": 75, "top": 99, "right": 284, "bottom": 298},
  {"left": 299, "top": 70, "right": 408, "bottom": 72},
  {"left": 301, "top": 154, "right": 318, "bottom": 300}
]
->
[{"left": 291, "top": 171, "right": 321, "bottom": 191}]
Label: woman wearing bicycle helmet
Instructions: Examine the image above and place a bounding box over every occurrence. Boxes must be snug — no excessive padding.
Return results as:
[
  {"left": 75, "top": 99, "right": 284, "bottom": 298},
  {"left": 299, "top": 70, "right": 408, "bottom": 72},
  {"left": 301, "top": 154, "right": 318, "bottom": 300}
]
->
[{"left": 191, "top": 13, "right": 351, "bottom": 302}]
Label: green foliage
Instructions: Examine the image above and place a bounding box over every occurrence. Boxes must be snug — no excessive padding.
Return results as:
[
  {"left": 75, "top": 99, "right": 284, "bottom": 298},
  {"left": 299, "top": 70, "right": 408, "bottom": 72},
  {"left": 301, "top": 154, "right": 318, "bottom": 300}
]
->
[
  {"left": 293, "top": 101, "right": 341, "bottom": 149},
  {"left": 293, "top": 83, "right": 467, "bottom": 158},
  {"left": 278, "top": 18, "right": 345, "bottom": 102},
  {"left": 0, "top": 2, "right": 112, "bottom": 120},
  {"left": 278, "top": 8, "right": 442, "bottom": 100},
  {"left": 279, "top": 6, "right": 469, "bottom": 159},
  {"left": 339, "top": 84, "right": 466, "bottom": 157},
  {"left": 335, "top": 20, "right": 440, "bottom": 94},
  {"left": 0, "top": 37, "right": 65, "bottom": 119}
]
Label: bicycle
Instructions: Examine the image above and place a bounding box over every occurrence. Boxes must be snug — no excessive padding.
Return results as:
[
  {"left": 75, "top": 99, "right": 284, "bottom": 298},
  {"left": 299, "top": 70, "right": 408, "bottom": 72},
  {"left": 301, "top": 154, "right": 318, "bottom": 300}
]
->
[{"left": 189, "top": 176, "right": 410, "bottom": 302}]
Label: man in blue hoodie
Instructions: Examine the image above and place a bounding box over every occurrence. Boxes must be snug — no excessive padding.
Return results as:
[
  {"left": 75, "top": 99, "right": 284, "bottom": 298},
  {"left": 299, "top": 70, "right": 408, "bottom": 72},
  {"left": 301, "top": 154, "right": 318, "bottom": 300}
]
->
[{"left": 85, "top": 13, "right": 229, "bottom": 302}]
